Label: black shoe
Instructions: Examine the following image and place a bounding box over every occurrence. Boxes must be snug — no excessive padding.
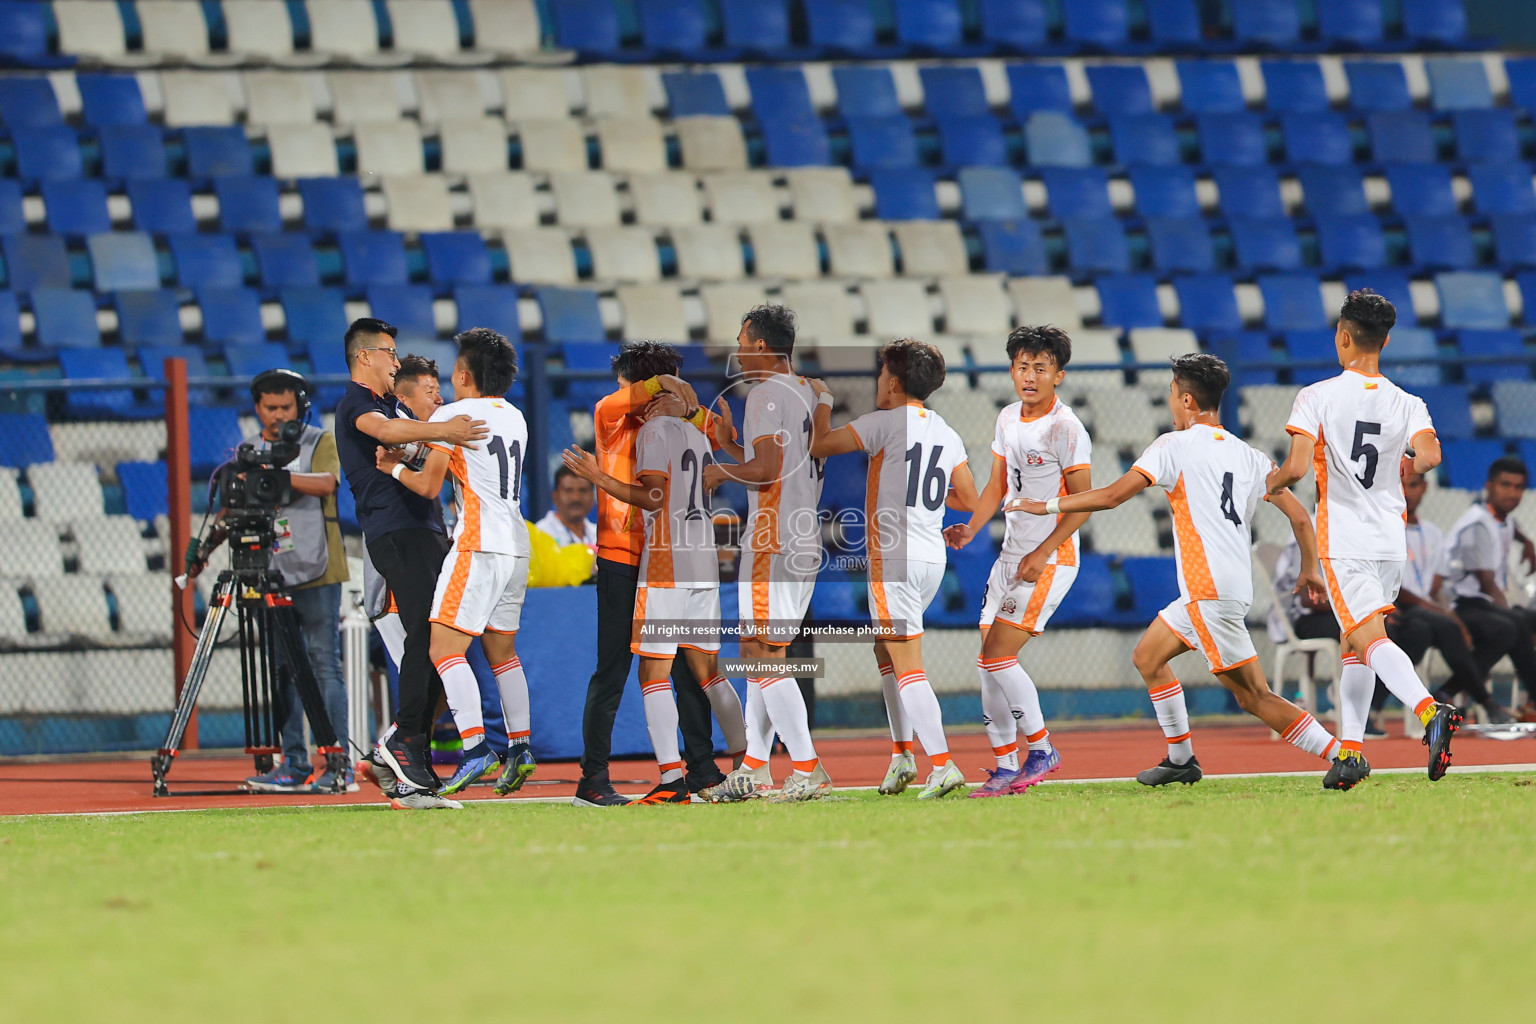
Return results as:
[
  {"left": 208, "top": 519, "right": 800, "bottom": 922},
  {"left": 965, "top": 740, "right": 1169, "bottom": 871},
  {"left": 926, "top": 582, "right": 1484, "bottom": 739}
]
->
[
  {"left": 1135, "top": 756, "right": 1202, "bottom": 787},
  {"left": 1322, "top": 750, "right": 1369, "bottom": 791},
  {"left": 630, "top": 779, "right": 691, "bottom": 804},
  {"left": 1423, "top": 702, "right": 1464, "bottom": 781},
  {"left": 383, "top": 732, "right": 440, "bottom": 794},
  {"left": 684, "top": 763, "right": 726, "bottom": 795},
  {"left": 1363, "top": 721, "right": 1387, "bottom": 739},
  {"left": 572, "top": 770, "right": 631, "bottom": 807}
]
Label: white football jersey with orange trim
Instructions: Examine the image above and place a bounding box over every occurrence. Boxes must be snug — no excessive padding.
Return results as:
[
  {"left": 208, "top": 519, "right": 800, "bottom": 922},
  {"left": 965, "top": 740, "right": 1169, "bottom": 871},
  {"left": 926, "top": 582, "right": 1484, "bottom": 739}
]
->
[
  {"left": 742, "top": 372, "right": 824, "bottom": 566},
  {"left": 428, "top": 396, "right": 529, "bottom": 556},
  {"left": 1133, "top": 424, "right": 1273, "bottom": 605},
  {"left": 1284, "top": 370, "right": 1434, "bottom": 561},
  {"left": 847, "top": 404, "right": 966, "bottom": 567},
  {"left": 634, "top": 415, "right": 718, "bottom": 589},
  {"left": 992, "top": 397, "right": 1091, "bottom": 564}
]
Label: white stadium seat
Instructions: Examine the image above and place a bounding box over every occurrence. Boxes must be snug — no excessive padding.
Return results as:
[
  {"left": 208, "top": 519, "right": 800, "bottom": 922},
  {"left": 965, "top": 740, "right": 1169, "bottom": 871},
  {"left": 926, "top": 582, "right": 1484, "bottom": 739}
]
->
[
  {"left": 1089, "top": 493, "right": 1163, "bottom": 555},
  {"left": 466, "top": 172, "right": 539, "bottom": 232},
  {"left": 550, "top": 172, "right": 621, "bottom": 228},
  {"left": 891, "top": 220, "right": 968, "bottom": 277},
  {"left": 1065, "top": 328, "right": 1126, "bottom": 390},
  {"left": 617, "top": 285, "right": 689, "bottom": 342},
  {"left": 386, "top": 1, "right": 464, "bottom": 61},
  {"left": 439, "top": 117, "right": 508, "bottom": 174},
  {"left": 700, "top": 283, "right": 768, "bottom": 342},
  {"left": 31, "top": 576, "right": 113, "bottom": 639},
  {"left": 137, "top": 0, "right": 215, "bottom": 62},
  {"left": 307, "top": 0, "right": 382, "bottom": 62},
  {"left": 630, "top": 173, "right": 702, "bottom": 227},
  {"left": 939, "top": 275, "right": 1011, "bottom": 336},
  {"left": 595, "top": 118, "right": 667, "bottom": 174},
  {"left": 160, "top": 72, "right": 238, "bottom": 126},
  {"left": 925, "top": 392, "right": 998, "bottom": 448},
  {"left": 824, "top": 222, "right": 894, "bottom": 278},
  {"left": 1415, "top": 488, "right": 1477, "bottom": 532},
  {"left": 0, "top": 469, "right": 22, "bottom": 520},
  {"left": 581, "top": 66, "right": 654, "bottom": 120},
  {"left": 703, "top": 172, "right": 780, "bottom": 225},
  {"left": 223, "top": 0, "right": 299, "bottom": 61},
  {"left": 504, "top": 228, "right": 578, "bottom": 284},
  {"left": 415, "top": 71, "right": 489, "bottom": 123},
  {"left": 500, "top": 68, "right": 573, "bottom": 119},
  {"left": 786, "top": 168, "right": 858, "bottom": 224},
  {"left": 1239, "top": 385, "right": 1300, "bottom": 449},
  {"left": 861, "top": 280, "right": 932, "bottom": 338},
  {"left": 585, "top": 227, "right": 661, "bottom": 283},
  {"left": 672, "top": 225, "right": 745, "bottom": 281},
  {"left": 355, "top": 120, "right": 424, "bottom": 176},
  {"left": 74, "top": 519, "right": 147, "bottom": 576},
  {"left": 469, "top": 0, "right": 543, "bottom": 58},
  {"left": 109, "top": 575, "right": 173, "bottom": 639},
  {"left": 516, "top": 118, "right": 588, "bottom": 173},
  {"left": 1090, "top": 447, "right": 1124, "bottom": 487},
  {"left": 0, "top": 520, "right": 63, "bottom": 579},
  {"left": 746, "top": 222, "right": 820, "bottom": 279},
  {"left": 48, "top": 422, "right": 164, "bottom": 470},
  {"left": 243, "top": 72, "right": 319, "bottom": 126},
  {"left": 780, "top": 282, "right": 855, "bottom": 341},
  {"left": 0, "top": 585, "right": 25, "bottom": 641},
  {"left": 380, "top": 175, "right": 455, "bottom": 231},
  {"left": 1007, "top": 276, "right": 1083, "bottom": 331},
  {"left": 28, "top": 464, "right": 104, "bottom": 523},
  {"left": 268, "top": 123, "right": 340, "bottom": 178},
  {"left": 53, "top": 1, "right": 127, "bottom": 60},
  {"left": 675, "top": 117, "right": 748, "bottom": 172},
  {"left": 1128, "top": 327, "right": 1198, "bottom": 366},
  {"left": 1083, "top": 388, "right": 1160, "bottom": 445},
  {"left": 328, "top": 72, "right": 407, "bottom": 125}
]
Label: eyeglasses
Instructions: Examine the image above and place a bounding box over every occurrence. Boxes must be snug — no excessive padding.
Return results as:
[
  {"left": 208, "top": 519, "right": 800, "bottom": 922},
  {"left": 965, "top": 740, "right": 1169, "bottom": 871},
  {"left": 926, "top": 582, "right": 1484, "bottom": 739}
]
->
[{"left": 360, "top": 346, "right": 400, "bottom": 362}]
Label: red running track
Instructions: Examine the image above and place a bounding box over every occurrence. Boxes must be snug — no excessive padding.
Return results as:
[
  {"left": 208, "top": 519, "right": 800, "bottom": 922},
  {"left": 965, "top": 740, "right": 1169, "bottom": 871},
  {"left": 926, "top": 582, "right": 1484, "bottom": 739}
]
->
[{"left": 3, "top": 721, "right": 1533, "bottom": 816}]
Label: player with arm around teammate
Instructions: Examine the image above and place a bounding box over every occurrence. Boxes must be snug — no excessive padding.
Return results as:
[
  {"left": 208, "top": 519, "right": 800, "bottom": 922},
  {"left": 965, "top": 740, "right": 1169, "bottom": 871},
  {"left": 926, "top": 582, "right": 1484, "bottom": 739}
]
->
[
  {"left": 807, "top": 339, "right": 980, "bottom": 799},
  {"left": 1012, "top": 354, "right": 1353, "bottom": 787}
]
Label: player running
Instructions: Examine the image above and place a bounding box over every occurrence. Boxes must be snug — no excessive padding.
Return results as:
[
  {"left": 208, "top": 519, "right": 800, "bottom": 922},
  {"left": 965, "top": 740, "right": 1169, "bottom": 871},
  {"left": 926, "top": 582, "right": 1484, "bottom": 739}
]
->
[
  {"left": 561, "top": 394, "right": 748, "bottom": 805},
  {"left": 1267, "top": 289, "right": 1458, "bottom": 786},
  {"left": 702, "top": 305, "right": 832, "bottom": 803},
  {"left": 807, "top": 339, "right": 979, "bottom": 799},
  {"left": 943, "top": 326, "right": 1090, "bottom": 797},
  {"left": 1012, "top": 354, "right": 1350, "bottom": 785},
  {"left": 377, "top": 328, "right": 536, "bottom": 806}
]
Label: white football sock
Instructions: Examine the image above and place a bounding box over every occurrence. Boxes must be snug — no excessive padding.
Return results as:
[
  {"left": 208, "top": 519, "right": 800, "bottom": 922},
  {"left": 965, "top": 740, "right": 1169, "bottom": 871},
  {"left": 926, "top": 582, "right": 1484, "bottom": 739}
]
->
[
  {"left": 1363, "top": 637, "right": 1437, "bottom": 723},
  {"left": 490, "top": 656, "right": 529, "bottom": 747},
  {"left": 700, "top": 674, "right": 746, "bottom": 756},
  {"left": 879, "top": 662, "right": 913, "bottom": 753},
  {"left": 979, "top": 656, "right": 1019, "bottom": 770},
  {"left": 639, "top": 677, "right": 682, "bottom": 778},
  {"left": 1148, "top": 678, "right": 1193, "bottom": 764},
  {"left": 1338, "top": 655, "right": 1375, "bottom": 747},
  {"left": 1281, "top": 711, "right": 1341, "bottom": 761},
  {"left": 433, "top": 654, "right": 484, "bottom": 749},
  {"left": 759, "top": 675, "right": 816, "bottom": 765},
  {"left": 896, "top": 671, "right": 950, "bottom": 766},
  {"left": 742, "top": 679, "right": 775, "bottom": 768},
  {"left": 981, "top": 655, "right": 1049, "bottom": 747}
]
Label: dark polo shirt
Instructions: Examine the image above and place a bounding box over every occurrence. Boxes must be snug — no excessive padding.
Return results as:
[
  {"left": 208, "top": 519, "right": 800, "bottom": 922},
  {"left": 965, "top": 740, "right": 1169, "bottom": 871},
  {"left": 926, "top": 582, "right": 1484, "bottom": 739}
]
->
[{"left": 334, "top": 381, "right": 444, "bottom": 540}]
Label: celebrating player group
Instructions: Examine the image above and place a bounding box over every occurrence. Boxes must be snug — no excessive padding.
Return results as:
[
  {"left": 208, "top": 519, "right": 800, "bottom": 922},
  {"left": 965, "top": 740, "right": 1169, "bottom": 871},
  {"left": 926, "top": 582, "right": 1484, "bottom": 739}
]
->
[{"left": 351, "top": 287, "right": 1461, "bottom": 809}]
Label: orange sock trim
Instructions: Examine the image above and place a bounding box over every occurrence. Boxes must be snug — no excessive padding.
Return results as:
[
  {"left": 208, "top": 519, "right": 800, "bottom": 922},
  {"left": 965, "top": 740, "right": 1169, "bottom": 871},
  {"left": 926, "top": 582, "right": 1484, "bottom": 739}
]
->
[
  {"left": 892, "top": 741, "right": 913, "bottom": 755},
  {"left": 433, "top": 655, "right": 468, "bottom": 673},
  {"left": 658, "top": 760, "right": 682, "bottom": 771},
  {"left": 930, "top": 754, "right": 952, "bottom": 768},
  {"left": 1414, "top": 696, "right": 1436, "bottom": 719},
  {"left": 1148, "top": 680, "right": 1183, "bottom": 701},
  {"left": 877, "top": 662, "right": 894, "bottom": 676},
  {"left": 1024, "top": 728, "right": 1048, "bottom": 744},
  {"left": 1166, "top": 732, "right": 1191, "bottom": 744},
  {"left": 701, "top": 675, "right": 726, "bottom": 690},
  {"left": 1340, "top": 739, "right": 1364, "bottom": 753},
  {"left": 896, "top": 671, "right": 925, "bottom": 690},
  {"left": 1362, "top": 637, "right": 1390, "bottom": 666},
  {"left": 1322, "top": 739, "right": 1341, "bottom": 761},
  {"left": 460, "top": 726, "right": 484, "bottom": 740},
  {"left": 508, "top": 730, "right": 530, "bottom": 741},
  {"left": 992, "top": 742, "right": 1018, "bottom": 757},
  {"left": 742, "top": 754, "right": 767, "bottom": 770},
  {"left": 791, "top": 758, "right": 818, "bottom": 773},
  {"left": 490, "top": 658, "right": 520, "bottom": 674},
  {"left": 1281, "top": 712, "right": 1312, "bottom": 743},
  {"left": 1341, "top": 653, "right": 1361, "bottom": 665}
]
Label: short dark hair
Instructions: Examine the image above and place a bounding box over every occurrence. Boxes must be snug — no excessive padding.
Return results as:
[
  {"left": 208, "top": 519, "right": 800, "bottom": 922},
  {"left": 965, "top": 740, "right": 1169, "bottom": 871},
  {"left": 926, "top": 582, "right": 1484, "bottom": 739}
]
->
[
  {"left": 1488, "top": 455, "right": 1529, "bottom": 484},
  {"left": 880, "top": 339, "right": 946, "bottom": 401},
  {"left": 344, "top": 317, "right": 397, "bottom": 368},
  {"left": 252, "top": 372, "right": 302, "bottom": 402},
  {"left": 741, "top": 304, "right": 796, "bottom": 355},
  {"left": 611, "top": 340, "right": 681, "bottom": 383},
  {"left": 1006, "top": 324, "right": 1072, "bottom": 369},
  {"left": 1170, "top": 352, "right": 1231, "bottom": 412},
  {"left": 553, "top": 464, "right": 588, "bottom": 490},
  {"left": 395, "top": 354, "right": 438, "bottom": 385},
  {"left": 455, "top": 327, "right": 518, "bottom": 396},
  {"left": 1339, "top": 289, "right": 1395, "bottom": 352}
]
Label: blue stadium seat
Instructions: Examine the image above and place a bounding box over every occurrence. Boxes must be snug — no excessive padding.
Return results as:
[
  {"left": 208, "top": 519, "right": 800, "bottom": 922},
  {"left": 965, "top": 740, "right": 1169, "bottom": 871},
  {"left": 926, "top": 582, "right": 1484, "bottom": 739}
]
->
[
  {"left": 1196, "top": 112, "right": 1267, "bottom": 166},
  {"left": 0, "top": 77, "right": 60, "bottom": 127},
  {"left": 1052, "top": 553, "right": 1120, "bottom": 628},
  {"left": 1404, "top": 216, "right": 1476, "bottom": 270},
  {"left": 1178, "top": 61, "right": 1244, "bottom": 114},
  {"left": 1441, "top": 440, "right": 1509, "bottom": 489},
  {"left": 748, "top": 66, "right": 817, "bottom": 123},
  {"left": 1427, "top": 58, "right": 1493, "bottom": 110},
  {"left": 0, "top": 412, "right": 55, "bottom": 467},
  {"left": 1063, "top": 0, "right": 1129, "bottom": 49},
  {"left": 188, "top": 406, "right": 244, "bottom": 474},
  {"left": 0, "top": 179, "right": 22, "bottom": 235},
  {"left": 537, "top": 287, "right": 606, "bottom": 343},
  {"left": 1346, "top": 272, "right": 1416, "bottom": 325},
  {"left": 1213, "top": 166, "right": 1284, "bottom": 218},
  {"left": 2, "top": 235, "right": 71, "bottom": 291},
  {"left": 1096, "top": 274, "right": 1162, "bottom": 329},
  {"left": 846, "top": 116, "right": 919, "bottom": 169},
  {"left": 422, "top": 232, "right": 491, "bottom": 288},
  {"left": 720, "top": 0, "right": 792, "bottom": 56},
  {"left": 1174, "top": 275, "right": 1242, "bottom": 332},
  {"left": 1023, "top": 112, "right": 1091, "bottom": 167},
  {"left": 1006, "top": 64, "right": 1071, "bottom": 118},
  {"left": 1260, "top": 61, "right": 1329, "bottom": 114},
  {"left": 1452, "top": 109, "right": 1520, "bottom": 164},
  {"left": 367, "top": 285, "right": 435, "bottom": 340},
  {"left": 12, "top": 126, "right": 83, "bottom": 182},
  {"left": 251, "top": 234, "right": 319, "bottom": 289},
  {"left": 1492, "top": 381, "right": 1536, "bottom": 437},
  {"left": 1129, "top": 165, "right": 1198, "bottom": 218},
  {"left": 0, "top": 290, "right": 19, "bottom": 357},
  {"left": 1233, "top": 0, "right": 1299, "bottom": 47},
  {"left": 77, "top": 73, "right": 146, "bottom": 126},
  {"left": 1345, "top": 61, "right": 1411, "bottom": 111},
  {"left": 1491, "top": 214, "right": 1536, "bottom": 268},
  {"left": 183, "top": 126, "right": 253, "bottom": 179},
  {"left": 1298, "top": 165, "right": 1369, "bottom": 217},
  {"left": 454, "top": 285, "right": 522, "bottom": 339},
  {"left": 1403, "top": 0, "right": 1467, "bottom": 46},
  {"left": 1144, "top": 0, "right": 1201, "bottom": 47},
  {"left": 298, "top": 178, "right": 367, "bottom": 234},
  {"left": 1281, "top": 112, "right": 1354, "bottom": 164},
  {"left": 280, "top": 287, "right": 347, "bottom": 346},
  {"left": 223, "top": 343, "right": 290, "bottom": 379},
  {"left": 1368, "top": 111, "right": 1436, "bottom": 164},
  {"left": 981, "top": 0, "right": 1048, "bottom": 51},
  {"left": 303, "top": 337, "right": 349, "bottom": 410},
  {"left": 98, "top": 125, "right": 167, "bottom": 182},
  {"left": 32, "top": 289, "right": 101, "bottom": 349},
  {"left": 805, "top": 0, "right": 878, "bottom": 54},
  {"left": 1146, "top": 217, "right": 1215, "bottom": 273},
  {"left": 1469, "top": 163, "right": 1536, "bottom": 215},
  {"left": 1318, "top": 0, "right": 1384, "bottom": 47},
  {"left": 1230, "top": 218, "right": 1302, "bottom": 271},
  {"left": 833, "top": 66, "right": 900, "bottom": 118},
  {"left": 42, "top": 179, "right": 112, "bottom": 236},
  {"left": 1062, "top": 218, "right": 1130, "bottom": 272},
  {"left": 1416, "top": 385, "right": 1475, "bottom": 439},
  {"left": 1283, "top": 330, "right": 1339, "bottom": 379},
  {"left": 1456, "top": 330, "right": 1527, "bottom": 386},
  {"left": 562, "top": 340, "right": 622, "bottom": 406},
  {"left": 127, "top": 179, "right": 196, "bottom": 235},
  {"left": 197, "top": 287, "right": 266, "bottom": 346},
  {"left": 59, "top": 348, "right": 143, "bottom": 418},
  {"left": 760, "top": 116, "right": 831, "bottom": 167},
  {"left": 138, "top": 345, "right": 210, "bottom": 393},
  {"left": 937, "top": 113, "right": 1008, "bottom": 166},
  {"left": 117, "top": 462, "right": 169, "bottom": 521},
  {"left": 1108, "top": 115, "right": 1181, "bottom": 167},
  {"left": 169, "top": 234, "right": 243, "bottom": 289},
  {"left": 113, "top": 290, "right": 183, "bottom": 348},
  {"left": 1385, "top": 163, "right": 1456, "bottom": 217},
  {"left": 920, "top": 66, "right": 990, "bottom": 120},
  {"left": 1040, "top": 167, "right": 1113, "bottom": 220},
  {"left": 1316, "top": 216, "right": 1387, "bottom": 271},
  {"left": 551, "top": 0, "right": 621, "bottom": 56},
  {"left": 88, "top": 232, "right": 160, "bottom": 291},
  {"left": 0, "top": 0, "right": 53, "bottom": 64},
  {"left": 1086, "top": 65, "right": 1153, "bottom": 115},
  {"left": 215, "top": 177, "right": 281, "bottom": 235},
  {"left": 869, "top": 168, "right": 940, "bottom": 220},
  {"left": 1123, "top": 556, "right": 1179, "bottom": 623},
  {"left": 1507, "top": 58, "right": 1536, "bottom": 112},
  {"left": 958, "top": 166, "right": 1026, "bottom": 221},
  {"left": 976, "top": 219, "right": 1047, "bottom": 274},
  {"left": 637, "top": 0, "right": 707, "bottom": 57},
  {"left": 1379, "top": 326, "right": 1440, "bottom": 387},
  {"left": 1259, "top": 274, "right": 1327, "bottom": 330},
  {"left": 337, "top": 230, "right": 408, "bottom": 289}
]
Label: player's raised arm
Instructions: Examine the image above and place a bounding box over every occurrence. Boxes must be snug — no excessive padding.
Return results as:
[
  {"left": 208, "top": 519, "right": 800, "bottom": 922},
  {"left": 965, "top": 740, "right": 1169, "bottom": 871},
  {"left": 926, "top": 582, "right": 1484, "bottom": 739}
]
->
[
  {"left": 376, "top": 444, "right": 450, "bottom": 498},
  {"left": 703, "top": 435, "right": 782, "bottom": 489},
  {"left": 945, "top": 460, "right": 979, "bottom": 513},
  {"left": 1008, "top": 468, "right": 1149, "bottom": 516},
  {"left": 355, "top": 409, "right": 488, "bottom": 450},
  {"left": 805, "top": 378, "right": 861, "bottom": 459},
  {"left": 703, "top": 396, "right": 745, "bottom": 463},
  {"left": 944, "top": 452, "right": 1006, "bottom": 548},
  {"left": 1270, "top": 487, "right": 1326, "bottom": 605},
  {"left": 1267, "top": 431, "right": 1313, "bottom": 494},
  {"left": 561, "top": 445, "right": 666, "bottom": 511},
  {"left": 1408, "top": 429, "right": 1442, "bottom": 475}
]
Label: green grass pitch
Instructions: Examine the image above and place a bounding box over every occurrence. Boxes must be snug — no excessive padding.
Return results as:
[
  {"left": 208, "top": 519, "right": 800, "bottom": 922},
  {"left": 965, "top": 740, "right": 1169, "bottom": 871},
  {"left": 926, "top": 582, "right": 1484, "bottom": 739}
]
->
[{"left": 3, "top": 773, "right": 1532, "bottom": 1023}]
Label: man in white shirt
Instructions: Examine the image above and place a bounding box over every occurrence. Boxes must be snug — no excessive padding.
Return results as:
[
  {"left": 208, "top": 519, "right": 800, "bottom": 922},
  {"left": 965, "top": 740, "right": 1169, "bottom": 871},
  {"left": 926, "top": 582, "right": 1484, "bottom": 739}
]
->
[{"left": 535, "top": 465, "right": 598, "bottom": 548}]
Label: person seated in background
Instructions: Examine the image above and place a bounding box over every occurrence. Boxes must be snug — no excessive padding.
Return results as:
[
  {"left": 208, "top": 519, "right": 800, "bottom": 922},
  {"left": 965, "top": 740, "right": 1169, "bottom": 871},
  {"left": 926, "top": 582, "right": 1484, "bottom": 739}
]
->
[{"left": 536, "top": 465, "right": 598, "bottom": 548}]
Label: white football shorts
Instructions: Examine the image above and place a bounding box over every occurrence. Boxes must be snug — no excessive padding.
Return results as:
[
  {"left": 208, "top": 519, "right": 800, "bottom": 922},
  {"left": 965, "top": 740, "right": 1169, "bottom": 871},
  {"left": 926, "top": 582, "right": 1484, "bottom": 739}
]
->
[
  {"left": 631, "top": 584, "right": 722, "bottom": 657},
  {"left": 1158, "top": 598, "right": 1258, "bottom": 674},
  {"left": 738, "top": 548, "right": 815, "bottom": 647},
  {"left": 868, "top": 559, "right": 945, "bottom": 639},
  {"left": 978, "top": 559, "right": 1077, "bottom": 635},
  {"left": 1320, "top": 557, "right": 1403, "bottom": 636},
  {"left": 429, "top": 547, "right": 529, "bottom": 636}
]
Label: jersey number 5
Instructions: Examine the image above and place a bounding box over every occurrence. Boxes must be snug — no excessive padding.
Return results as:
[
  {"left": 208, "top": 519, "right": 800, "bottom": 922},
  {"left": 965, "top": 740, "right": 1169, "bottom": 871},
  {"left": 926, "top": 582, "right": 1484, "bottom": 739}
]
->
[
  {"left": 486, "top": 435, "right": 522, "bottom": 501},
  {"left": 1350, "top": 421, "right": 1381, "bottom": 488}
]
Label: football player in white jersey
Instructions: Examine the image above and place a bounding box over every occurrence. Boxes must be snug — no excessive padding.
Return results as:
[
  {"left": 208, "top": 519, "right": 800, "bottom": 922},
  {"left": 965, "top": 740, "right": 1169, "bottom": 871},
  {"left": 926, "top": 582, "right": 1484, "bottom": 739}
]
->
[
  {"left": 378, "top": 328, "right": 536, "bottom": 803},
  {"left": 1267, "top": 289, "right": 1460, "bottom": 785},
  {"left": 702, "top": 305, "right": 832, "bottom": 803},
  {"left": 808, "top": 339, "right": 980, "bottom": 800},
  {"left": 943, "top": 326, "right": 1092, "bottom": 797},
  {"left": 1013, "top": 355, "right": 1352, "bottom": 786}
]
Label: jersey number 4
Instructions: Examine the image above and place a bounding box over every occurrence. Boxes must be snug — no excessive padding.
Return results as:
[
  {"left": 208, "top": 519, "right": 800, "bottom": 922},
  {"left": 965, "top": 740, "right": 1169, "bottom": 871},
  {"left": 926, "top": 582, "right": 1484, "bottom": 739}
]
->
[
  {"left": 1219, "top": 472, "right": 1242, "bottom": 527},
  {"left": 486, "top": 435, "right": 522, "bottom": 501}
]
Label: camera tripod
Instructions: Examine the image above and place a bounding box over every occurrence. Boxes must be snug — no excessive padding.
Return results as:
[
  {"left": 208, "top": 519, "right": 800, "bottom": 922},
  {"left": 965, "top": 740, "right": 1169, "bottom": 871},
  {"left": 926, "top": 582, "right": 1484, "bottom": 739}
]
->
[{"left": 151, "top": 568, "right": 348, "bottom": 797}]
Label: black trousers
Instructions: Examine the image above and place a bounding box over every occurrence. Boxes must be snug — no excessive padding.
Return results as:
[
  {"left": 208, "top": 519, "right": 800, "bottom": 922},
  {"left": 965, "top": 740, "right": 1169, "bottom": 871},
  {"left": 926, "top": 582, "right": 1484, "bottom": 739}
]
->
[
  {"left": 367, "top": 529, "right": 450, "bottom": 736},
  {"left": 1388, "top": 606, "right": 1496, "bottom": 710},
  {"left": 580, "top": 559, "right": 715, "bottom": 778},
  {"left": 1455, "top": 599, "right": 1536, "bottom": 694}
]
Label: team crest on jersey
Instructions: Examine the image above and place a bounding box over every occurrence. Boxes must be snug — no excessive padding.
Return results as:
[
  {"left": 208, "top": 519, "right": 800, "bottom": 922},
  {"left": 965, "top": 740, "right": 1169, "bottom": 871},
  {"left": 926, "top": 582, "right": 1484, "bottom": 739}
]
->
[
  {"left": 1364, "top": 382, "right": 1378, "bottom": 390},
  {"left": 1025, "top": 449, "right": 1045, "bottom": 467},
  {"left": 999, "top": 597, "right": 1018, "bottom": 615}
]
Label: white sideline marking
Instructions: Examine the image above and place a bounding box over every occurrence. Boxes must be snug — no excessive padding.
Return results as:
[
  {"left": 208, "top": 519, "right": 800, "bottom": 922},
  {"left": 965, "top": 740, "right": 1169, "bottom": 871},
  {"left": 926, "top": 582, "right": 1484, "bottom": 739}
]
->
[{"left": 8, "top": 763, "right": 1536, "bottom": 820}]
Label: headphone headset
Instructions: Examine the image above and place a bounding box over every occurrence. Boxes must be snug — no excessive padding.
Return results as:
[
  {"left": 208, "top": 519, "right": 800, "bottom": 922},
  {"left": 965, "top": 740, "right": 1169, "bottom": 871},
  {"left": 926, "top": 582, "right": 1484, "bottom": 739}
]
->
[{"left": 250, "top": 368, "right": 313, "bottom": 423}]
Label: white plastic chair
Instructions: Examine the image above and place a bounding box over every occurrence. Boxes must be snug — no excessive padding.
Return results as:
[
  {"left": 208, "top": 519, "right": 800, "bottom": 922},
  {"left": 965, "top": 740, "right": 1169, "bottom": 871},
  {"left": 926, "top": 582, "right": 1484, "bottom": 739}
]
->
[{"left": 1254, "top": 543, "right": 1340, "bottom": 732}]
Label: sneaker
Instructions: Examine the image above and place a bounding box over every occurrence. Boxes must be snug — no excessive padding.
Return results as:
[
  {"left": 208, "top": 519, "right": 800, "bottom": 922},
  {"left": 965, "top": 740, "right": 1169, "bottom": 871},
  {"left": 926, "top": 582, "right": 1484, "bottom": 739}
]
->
[
  {"left": 306, "top": 766, "right": 360, "bottom": 794},
  {"left": 1136, "top": 756, "right": 1203, "bottom": 787},
  {"left": 382, "top": 732, "right": 440, "bottom": 793},
  {"left": 1322, "top": 750, "right": 1369, "bottom": 791},
  {"left": 631, "top": 779, "right": 690, "bottom": 804},
  {"left": 1008, "top": 747, "right": 1061, "bottom": 792},
  {"left": 878, "top": 753, "right": 918, "bottom": 795},
  {"left": 357, "top": 748, "right": 397, "bottom": 798},
  {"left": 764, "top": 762, "right": 832, "bottom": 803},
  {"left": 390, "top": 791, "right": 464, "bottom": 810},
  {"left": 684, "top": 763, "right": 726, "bottom": 797},
  {"left": 246, "top": 764, "right": 309, "bottom": 793},
  {"left": 494, "top": 744, "right": 537, "bottom": 796},
  {"left": 1423, "top": 702, "right": 1464, "bottom": 781},
  {"left": 703, "top": 763, "right": 772, "bottom": 803},
  {"left": 572, "top": 770, "right": 631, "bottom": 807},
  {"left": 916, "top": 761, "right": 966, "bottom": 800},
  {"left": 1363, "top": 721, "right": 1387, "bottom": 739},
  {"left": 967, "top": 766, "right": 1022, "bottom": 798},
  {"left": 439, "top": 744, "right": 501, "bottom": 796}
]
